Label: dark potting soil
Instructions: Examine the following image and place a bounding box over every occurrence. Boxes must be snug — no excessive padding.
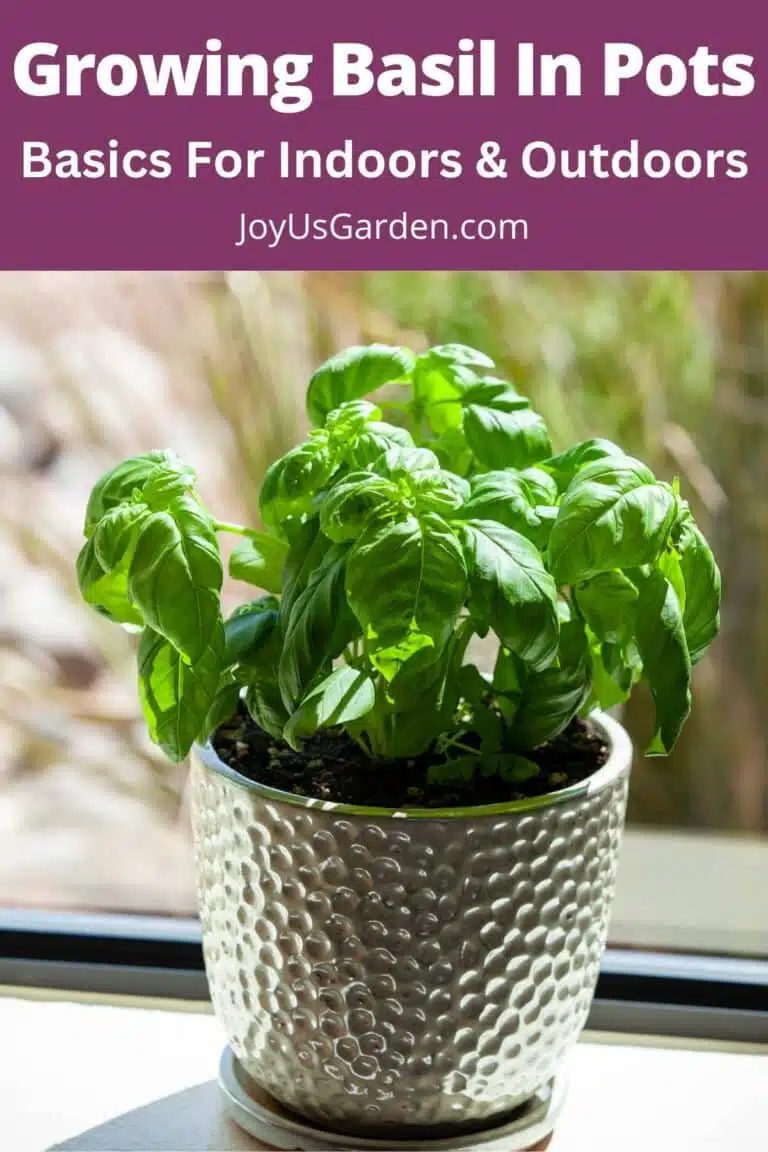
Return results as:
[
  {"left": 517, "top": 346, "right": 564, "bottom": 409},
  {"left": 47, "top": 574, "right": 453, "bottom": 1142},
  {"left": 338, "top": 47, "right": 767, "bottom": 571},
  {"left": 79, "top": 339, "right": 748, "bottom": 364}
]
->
[{"left": 212, "top": 705, "right": 610, "bottom": 809}]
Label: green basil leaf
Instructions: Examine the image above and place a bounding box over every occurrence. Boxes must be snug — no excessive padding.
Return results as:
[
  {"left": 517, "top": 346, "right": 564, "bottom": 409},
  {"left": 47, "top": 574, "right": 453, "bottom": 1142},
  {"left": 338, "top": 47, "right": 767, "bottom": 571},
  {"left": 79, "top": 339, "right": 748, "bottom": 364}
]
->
[
  {"left": 368, "top": 623, "right": 436, "bottom": 682},
  {"left": 378, "top": 709, "right": 441, "bottom": 761},
  {"left": 91, "top": 503, "right": 147, "bottom": 569},
  {"left": 676, "top": 520, "right": 721, "bottom": 664},
  {"left": 346, "top": 511, "right": 467, "bottom": 679},
  {"left": 307, "top": 345, "right": 415, "bottom": 427},
  {"left": 387, "top": 645, "right": 445, "bottom": 709},
  {"left": 279, "top": 527, "right": 359, "bottom": 711},
  {"left": 541, "top": 439, "right": 625, "bottom": 492},
  {"left": 284, "top": 666, "right": 376, "bottom": 749},
  {"left": 142, "top": 467, "right": 198, "bottom": 510},
  {"left": 575, "top": 571, "right": 639, "bottom": 645},
  {"left": 413, "top": 346, "right": 497, "bottom": 435},
  {"left": 431, "top": 425, "right": 474, "bottom": 477},
  {"left": 421, "top": 343, "right": 496, "bottom": 376},
  {"left": 378, "top": 444, "right": 442, "bottom": 477},
  {"left": 325, "top": 400, "right": 382, "bottom": 438},
  {"left": 518, "top": 467, "right": 559, "bottom": 506},
  {"left": 346, "top": 421, "right": 414, "bottom": 469},
  {"left": 413, "top": 360, "right": 485, "bottom": 436},
  {"left": 454, "top": 470, "right": 546, "bottom": 545},
  {"left": 201, "top": 669, "right": 241, "bottom": 742},
  {"left": 77, "top": 538, "right": 143, "bottom": 627},
  {"left": 77, "top": 504, "right": 149, "bottom": 626},
  {"left": 461, "top": 520, "right": 559, "bottom": 672},
  {"left": 259, "top": 434, "right": 335, "bottom": 532},
  {"left": 224, "top": 596, "right": 280, "bottom": 666},
  {"left": 492, "top": 645, "right": 523, "bottom": 702},
  {"left": 243, "top": 621, "right": 288, "bottom": 740},
  {"left": 548, "top": 457, "right": 676, "bottom": 585},
  {"left": 385, "top": 620, "right": 470, "bottom": 740},
  {"left": 505, "top": 616, "right": 592, "bottom": 748},
  {"left": 229, "top": 532, "right": 288, "bottom": 594},
  {"left": 409, "top": 470, "right": 471, "bottom": 514},
  {"left": 464, "top": 404, "right": 552, "bottom": 470},
  {"left": 319, "top": 473, "right": 399, "bottom": 543},
  {"left": 460, "top": 661, "right": 493, "bottom": 705},
  {"left": 377, "top": 626, "right": 471, "bottom": 759},
  {"left": 427, "top": 756, "right": 476, "bottom": 786},
  {"left": 495, "top": 753, "right": 540, "bottom": 783},
  {"left": 472, "top": 704, "right": 505, "bottom": 754},
  {"left": 412, "top": 371, "right": 468, "bottom": 434},
  {"left": 635, "top": 569, "right": 692, "bottom": 755},
  {"left": 605, "top": 640, "right": 642, "bottom": 695},
  {"left": 588, "top": 641, "right": 638, "bottom": 711},
  {"left": 657, "top": 547, "right": 686, "bottom": 615},
  {"left": 84, "top": 451, "right": 195, "bottom": 533},
  {"left": 461, "top": 379, "right": 529, "bottom": 410},
  {"left": 202, "top": 597, "right": 279, "bottom": 740},
  {"left": 324, "top": 404, "right": 414, "bottom": 471},
  {"left": 280, "top": 518, "right": 326, "bottom": 604},
  {"left": 137, "top": 622, "right": 223, "bottom": 762},
  {"left": 128, "top": 493, "right": 223, "bottom": 664},
  {"left": 533, "top": 505, "right": 558, "bottom": 543}
]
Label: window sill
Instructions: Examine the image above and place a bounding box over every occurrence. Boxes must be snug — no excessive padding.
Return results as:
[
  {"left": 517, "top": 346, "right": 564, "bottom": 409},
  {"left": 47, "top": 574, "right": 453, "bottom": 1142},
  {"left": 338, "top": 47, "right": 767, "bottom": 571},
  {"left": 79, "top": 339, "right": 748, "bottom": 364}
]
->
[{"left": 1, "top": 992, "right": 765, "bottom": 1152}]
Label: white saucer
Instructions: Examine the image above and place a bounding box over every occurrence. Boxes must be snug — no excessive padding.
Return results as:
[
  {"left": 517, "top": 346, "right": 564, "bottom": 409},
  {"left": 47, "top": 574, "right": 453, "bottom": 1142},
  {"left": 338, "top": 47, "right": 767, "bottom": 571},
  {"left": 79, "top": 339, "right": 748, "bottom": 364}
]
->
[{"left": 218, "top": 1046, "right": 565, "bottom": 1150}]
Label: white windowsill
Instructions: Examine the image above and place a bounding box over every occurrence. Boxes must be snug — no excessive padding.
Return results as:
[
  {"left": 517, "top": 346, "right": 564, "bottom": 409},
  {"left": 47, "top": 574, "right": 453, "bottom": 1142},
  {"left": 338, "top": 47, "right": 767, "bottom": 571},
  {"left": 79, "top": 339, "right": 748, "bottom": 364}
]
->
[{"left": 0, "top": 991, "right": 765, "bottom": 1151}]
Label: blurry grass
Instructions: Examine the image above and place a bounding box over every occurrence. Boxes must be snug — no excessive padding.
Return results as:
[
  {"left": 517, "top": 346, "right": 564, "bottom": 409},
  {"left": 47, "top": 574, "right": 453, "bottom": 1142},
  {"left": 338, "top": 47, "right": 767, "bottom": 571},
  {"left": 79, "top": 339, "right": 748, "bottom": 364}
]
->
[{"left": 356, "top": 271, "right": 715, "bottom": 464}]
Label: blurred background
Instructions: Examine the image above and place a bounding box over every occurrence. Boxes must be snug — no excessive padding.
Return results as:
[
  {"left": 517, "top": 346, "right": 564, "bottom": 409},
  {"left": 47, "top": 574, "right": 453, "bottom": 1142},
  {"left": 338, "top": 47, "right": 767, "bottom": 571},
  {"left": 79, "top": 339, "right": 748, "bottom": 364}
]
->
[{"left": 0, "top": 271, "right": 764, "bottom": 938}]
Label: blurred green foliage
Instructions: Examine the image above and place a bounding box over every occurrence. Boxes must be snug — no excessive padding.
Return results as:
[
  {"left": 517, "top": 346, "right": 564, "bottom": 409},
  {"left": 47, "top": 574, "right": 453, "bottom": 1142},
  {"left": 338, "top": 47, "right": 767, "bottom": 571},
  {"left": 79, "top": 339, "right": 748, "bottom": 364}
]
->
[{"left": 357, "top": 271, "right": 714, "bottom": 465}]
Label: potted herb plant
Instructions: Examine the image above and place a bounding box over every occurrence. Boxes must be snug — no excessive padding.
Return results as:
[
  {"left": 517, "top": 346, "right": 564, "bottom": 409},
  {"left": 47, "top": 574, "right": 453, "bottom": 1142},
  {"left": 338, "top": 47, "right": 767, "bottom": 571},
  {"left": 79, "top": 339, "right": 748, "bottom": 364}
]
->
[{"left": 77, "top": 343, "right": 720, "bottom": 1144}]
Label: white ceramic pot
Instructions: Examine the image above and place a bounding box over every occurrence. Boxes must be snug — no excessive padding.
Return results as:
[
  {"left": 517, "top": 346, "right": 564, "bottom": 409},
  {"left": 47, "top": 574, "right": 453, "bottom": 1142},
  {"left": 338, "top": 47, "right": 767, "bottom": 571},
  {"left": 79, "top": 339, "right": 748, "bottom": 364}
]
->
[{"left": 190, "top": 712, "right": 632, "bottom": 1135}]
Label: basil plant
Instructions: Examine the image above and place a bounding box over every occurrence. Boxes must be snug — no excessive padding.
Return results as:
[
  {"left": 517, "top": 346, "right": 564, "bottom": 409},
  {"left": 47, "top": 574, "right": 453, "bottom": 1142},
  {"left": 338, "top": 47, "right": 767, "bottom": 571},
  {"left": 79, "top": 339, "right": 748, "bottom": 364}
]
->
[{"left": 77, "top": 343, "right": 721, "bottom": 770}]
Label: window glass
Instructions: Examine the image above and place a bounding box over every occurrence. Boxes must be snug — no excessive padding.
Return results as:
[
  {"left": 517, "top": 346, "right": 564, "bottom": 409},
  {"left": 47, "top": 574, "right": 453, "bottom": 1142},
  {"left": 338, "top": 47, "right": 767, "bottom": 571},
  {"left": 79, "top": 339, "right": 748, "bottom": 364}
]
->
[{"left": 0, "top": 271, "right": 763, "bottom": 954}]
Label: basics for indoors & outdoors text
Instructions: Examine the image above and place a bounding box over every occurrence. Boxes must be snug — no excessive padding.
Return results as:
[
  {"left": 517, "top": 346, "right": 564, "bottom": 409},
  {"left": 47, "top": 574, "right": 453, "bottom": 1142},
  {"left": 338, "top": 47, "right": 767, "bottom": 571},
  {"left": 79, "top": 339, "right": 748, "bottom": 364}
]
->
[{"left": 21, "top": 138, "right": 749, "bottom": 181}]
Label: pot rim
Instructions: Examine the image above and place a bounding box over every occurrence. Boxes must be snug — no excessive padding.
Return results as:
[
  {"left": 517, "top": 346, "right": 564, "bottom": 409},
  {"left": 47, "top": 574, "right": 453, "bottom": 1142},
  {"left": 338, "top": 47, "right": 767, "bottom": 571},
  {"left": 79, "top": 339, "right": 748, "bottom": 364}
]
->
[{"left": 194, "top": 709, "right": 631, "bottom": 821}]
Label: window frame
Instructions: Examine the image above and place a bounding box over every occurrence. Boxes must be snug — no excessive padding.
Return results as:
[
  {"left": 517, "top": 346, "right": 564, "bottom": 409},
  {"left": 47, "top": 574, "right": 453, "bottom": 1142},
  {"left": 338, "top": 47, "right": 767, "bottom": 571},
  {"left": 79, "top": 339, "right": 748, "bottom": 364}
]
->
[{"left": 1, "top": 908, "right": 766, "bottom": 1043}]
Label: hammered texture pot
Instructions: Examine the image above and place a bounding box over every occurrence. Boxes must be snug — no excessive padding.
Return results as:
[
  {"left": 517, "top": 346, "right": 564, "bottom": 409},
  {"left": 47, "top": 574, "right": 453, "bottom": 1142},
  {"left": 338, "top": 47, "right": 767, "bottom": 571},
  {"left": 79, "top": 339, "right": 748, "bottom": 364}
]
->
[{"left": 190, "top": 712, "right": 631, "bottom": 1133}]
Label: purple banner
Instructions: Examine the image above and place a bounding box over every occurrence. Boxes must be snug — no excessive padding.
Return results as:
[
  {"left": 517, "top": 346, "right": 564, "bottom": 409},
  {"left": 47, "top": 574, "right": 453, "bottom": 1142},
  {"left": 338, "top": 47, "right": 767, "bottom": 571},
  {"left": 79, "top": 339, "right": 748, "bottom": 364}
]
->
[{"left": 1, "top": 0, "right": 765, "bottom": 269}]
